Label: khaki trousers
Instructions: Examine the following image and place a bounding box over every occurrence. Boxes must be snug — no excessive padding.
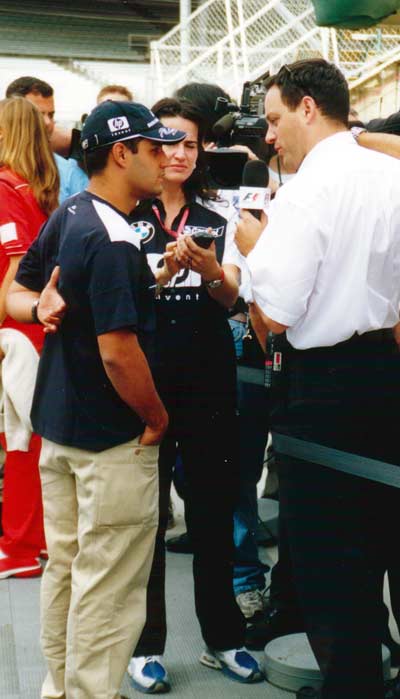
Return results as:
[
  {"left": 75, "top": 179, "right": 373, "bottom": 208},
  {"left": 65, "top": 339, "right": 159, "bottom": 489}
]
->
[{"left": 39, "top": 436, "right": 159, "bottom": 699}]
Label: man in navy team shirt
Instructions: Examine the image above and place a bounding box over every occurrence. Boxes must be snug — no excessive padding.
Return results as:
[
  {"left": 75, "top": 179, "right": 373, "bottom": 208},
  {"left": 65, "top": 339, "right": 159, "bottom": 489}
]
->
[{"left": 6, "top": 101, "right": 185, "bottom": 699}]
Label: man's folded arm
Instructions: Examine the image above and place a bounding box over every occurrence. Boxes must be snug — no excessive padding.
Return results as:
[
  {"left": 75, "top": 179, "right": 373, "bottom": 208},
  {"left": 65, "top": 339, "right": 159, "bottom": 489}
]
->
[
  {"left": 249, "top": 301, "right": 288, "bottom": 352},
  {"left": 6, "top": 266, "right": 66, "bottom": 333},
  {"left": 6, "top": 280, "right": 40, "bottom": 322},
  {"left": 98, "top": 329, "right": 168, "bottom": 445}
]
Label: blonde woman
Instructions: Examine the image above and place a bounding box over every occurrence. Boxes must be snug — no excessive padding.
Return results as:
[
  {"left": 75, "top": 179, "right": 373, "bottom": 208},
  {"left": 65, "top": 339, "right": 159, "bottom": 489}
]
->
[{"left": 0, "top": 97, "right": 59, "bottom": 579}]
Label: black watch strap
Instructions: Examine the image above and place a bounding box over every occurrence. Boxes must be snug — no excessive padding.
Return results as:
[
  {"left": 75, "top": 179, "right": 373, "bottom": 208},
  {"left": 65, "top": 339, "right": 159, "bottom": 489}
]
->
[{"left": 31, "top": 299, "right": 41, "bottom": 324}]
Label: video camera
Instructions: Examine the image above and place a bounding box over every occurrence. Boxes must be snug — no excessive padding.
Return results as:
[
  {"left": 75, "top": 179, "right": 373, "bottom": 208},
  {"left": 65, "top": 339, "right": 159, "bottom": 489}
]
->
[{"left": 205, "top": 76, "right": 269, "bottom": 189}]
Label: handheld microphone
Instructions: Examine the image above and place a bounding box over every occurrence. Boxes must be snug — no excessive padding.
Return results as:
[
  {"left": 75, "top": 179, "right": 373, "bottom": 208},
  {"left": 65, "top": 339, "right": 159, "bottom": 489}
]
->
[
  {"left": 212, "top": 113, "right": 236, "bottom": 141},
  {"left": 239, "top": 159, "right": 270, "bottom": 220}
]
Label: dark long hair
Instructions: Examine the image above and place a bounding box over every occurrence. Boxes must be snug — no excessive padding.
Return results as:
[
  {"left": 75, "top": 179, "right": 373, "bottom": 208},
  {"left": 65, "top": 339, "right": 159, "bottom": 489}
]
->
[
  {"left": 151, "top": 97, "right": 216, "bottom": 201},
  {"left": 173, "top": 82, "right": 231, "bottom": 143}
]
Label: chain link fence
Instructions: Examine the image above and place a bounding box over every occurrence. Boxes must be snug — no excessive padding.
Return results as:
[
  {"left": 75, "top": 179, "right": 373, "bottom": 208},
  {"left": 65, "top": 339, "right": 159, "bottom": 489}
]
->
[{"left": 151, "top": 0, "right": 400, "bottom": 101}]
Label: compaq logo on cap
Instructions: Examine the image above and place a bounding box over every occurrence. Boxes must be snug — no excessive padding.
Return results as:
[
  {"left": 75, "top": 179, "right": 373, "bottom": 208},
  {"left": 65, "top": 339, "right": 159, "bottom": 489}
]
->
[
  {"left": 159, "top": 127, "right": 178, "bottom": 137},
  {"left": 108, "top": 116, "right": 130, "bottom": 133}
]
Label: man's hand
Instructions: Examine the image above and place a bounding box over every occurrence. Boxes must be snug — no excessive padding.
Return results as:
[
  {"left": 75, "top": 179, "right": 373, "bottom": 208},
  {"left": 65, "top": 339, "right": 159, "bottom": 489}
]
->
[
  {"left": 38, "top": 266, "right": 67, "bottom": 334},
  {"left": 205, "top": 142, "right": 258, "bottom": 161},
  {"left": 249, "top": 302, "right": 268, "bottom": 352},
  {"left": 98, "top": 330, "right": 169, "bottom": 447},
  {"left": 393, "top": 321, "right": 400, "bottom": 349},
  {"left": 139, "top": 416, "right": 169, "bottom": 446},
  {"left": 235, "top": 210, "right": 267, "bottom": 257},
  {"left": 249, "top": 301, "right": 288, "bottom": 344}
]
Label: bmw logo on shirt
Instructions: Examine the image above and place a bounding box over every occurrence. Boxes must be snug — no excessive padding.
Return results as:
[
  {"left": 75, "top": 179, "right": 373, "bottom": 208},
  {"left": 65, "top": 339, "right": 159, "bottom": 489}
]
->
[{"left": 131, "top": 221, "right": 155, "bottom": 244}]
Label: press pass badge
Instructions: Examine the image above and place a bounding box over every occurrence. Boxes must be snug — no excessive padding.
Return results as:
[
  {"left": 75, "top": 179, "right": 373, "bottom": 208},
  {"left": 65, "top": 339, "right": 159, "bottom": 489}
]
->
[
  {"left": 273, "top": 351, "right": 282, "bottom": 372},
  {"left": 264, "top": 332, "right": 274, "bottom": 389},
  {"left": 264, "top": 333, "right": 282, "bottom": 389}
]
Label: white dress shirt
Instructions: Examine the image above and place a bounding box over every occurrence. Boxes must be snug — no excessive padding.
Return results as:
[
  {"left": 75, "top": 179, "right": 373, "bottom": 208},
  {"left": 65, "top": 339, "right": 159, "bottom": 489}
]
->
[{"left": 247, "top": 132, "right": 400, "bottom": 349}]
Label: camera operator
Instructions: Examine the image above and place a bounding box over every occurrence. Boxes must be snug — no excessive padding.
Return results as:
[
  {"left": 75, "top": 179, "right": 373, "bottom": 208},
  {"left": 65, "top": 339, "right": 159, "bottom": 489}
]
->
[{"left": 236, "top": 58, "right": 400, "bottom": 699}]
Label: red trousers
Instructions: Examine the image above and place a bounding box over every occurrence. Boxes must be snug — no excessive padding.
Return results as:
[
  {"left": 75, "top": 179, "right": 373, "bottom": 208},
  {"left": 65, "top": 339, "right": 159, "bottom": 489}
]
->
[{"left": 0, "top": 432, "right": 46, "bottom": 558}]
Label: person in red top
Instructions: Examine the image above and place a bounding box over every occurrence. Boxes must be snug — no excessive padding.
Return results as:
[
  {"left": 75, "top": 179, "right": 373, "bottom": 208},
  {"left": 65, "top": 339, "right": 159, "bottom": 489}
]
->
[{"left": 0, "top": 96, "right": 59, "bottom": 578}]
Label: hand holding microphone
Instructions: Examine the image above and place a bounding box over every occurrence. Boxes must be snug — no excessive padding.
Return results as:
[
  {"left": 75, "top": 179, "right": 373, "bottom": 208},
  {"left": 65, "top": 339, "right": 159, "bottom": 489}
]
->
[{"left": 235, "top": 159, "right": 269, "bottom": 257}]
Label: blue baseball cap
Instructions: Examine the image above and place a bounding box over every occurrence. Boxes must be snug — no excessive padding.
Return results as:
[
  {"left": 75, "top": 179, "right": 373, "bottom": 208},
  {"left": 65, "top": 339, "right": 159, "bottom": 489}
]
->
[{"left": 81, "top": 100, "right": 186, "bottom": 152}]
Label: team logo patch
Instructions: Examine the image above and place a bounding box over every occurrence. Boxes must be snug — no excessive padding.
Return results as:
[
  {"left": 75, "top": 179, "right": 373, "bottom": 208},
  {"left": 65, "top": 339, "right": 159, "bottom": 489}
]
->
[
  {"left": 108, "top": 116, "right": 130, "bottom": 133},
  {"left": 131, "top": 221, "right": 155, "bottom": 244},
  {"left": 159, "top": 126, "right": 178, "bottom": 138}
]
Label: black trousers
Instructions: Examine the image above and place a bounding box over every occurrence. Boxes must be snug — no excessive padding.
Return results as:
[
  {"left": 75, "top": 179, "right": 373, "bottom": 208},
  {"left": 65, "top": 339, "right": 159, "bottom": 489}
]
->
[
  {"left": 134, "top": 431, "right": 245, "bottom": 656},
  {"left": 272, "top": 333, "right": 400, "bottom": 699},
  {"left": 134, "top": 319, "right": 246, "bottom": 655}
]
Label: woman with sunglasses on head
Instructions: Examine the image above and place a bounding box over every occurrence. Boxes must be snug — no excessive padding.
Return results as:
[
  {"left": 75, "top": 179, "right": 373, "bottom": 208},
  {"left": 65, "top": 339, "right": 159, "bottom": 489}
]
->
[
  {"left": 0, "top": 97, "right": 59, "bottom": 579},
  {"left": 127, "top": 97, "right": 263, "bottom": 693}
]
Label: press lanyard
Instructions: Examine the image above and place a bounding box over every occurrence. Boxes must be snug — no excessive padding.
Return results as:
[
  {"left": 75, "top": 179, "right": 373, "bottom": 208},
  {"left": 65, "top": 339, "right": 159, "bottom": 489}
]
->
[{"left": 152, "top": 204, "right": 190, "bottom": 239}]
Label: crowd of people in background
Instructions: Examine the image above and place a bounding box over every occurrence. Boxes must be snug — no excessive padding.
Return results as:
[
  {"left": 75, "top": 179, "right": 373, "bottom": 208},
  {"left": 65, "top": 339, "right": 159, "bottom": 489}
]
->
[{"left": 2, "top": 58, "right": 400, "bottom": 699}]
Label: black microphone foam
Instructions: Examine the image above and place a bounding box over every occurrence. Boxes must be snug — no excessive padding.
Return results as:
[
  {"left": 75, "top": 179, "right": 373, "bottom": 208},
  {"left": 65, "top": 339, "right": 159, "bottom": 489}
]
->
[
  {"left": 241, "top": 159, "right": 269, "bottom": 220},
  {"left": 242, "top": 159, "right": 269, "bottom": 189},
  {"left": 212, "top": 113, "right": 236, "bottom": 140}
]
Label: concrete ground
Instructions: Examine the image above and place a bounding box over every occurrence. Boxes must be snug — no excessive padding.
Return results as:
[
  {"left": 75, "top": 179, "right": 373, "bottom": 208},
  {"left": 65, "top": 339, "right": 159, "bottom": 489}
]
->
[{"left": 0, "top": 477, "right": 397, "bottom": 698}]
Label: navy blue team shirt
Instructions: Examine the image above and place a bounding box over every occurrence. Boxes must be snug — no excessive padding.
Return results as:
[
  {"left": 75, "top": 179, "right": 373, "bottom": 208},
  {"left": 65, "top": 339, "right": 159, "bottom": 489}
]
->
[{"left": 16, "top": 191, "right": 156, "bottom": 452}]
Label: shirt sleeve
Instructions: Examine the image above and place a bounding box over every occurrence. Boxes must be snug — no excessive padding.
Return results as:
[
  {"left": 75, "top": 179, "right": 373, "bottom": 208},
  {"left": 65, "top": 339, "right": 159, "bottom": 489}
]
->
[
  {"left": 367, "top": 110, "right": 400, "bottom": 135},
  {"left": 65, "top": 161, "right": 89, "bottom": 199},
  {"left": 222, "top": 211, "right": 241, "bottom": 268},
  {"left": 88, "top": 242, "right": 143, "bottom": 336},
  {"left": 0, "top": 181, "right": 33, "bottom": 256},
  {"left": 14, "top": 235, "right": 44, "bottom": 292},
  {"left": 246, "top": 199, "right": 327, "bottom": 326}
]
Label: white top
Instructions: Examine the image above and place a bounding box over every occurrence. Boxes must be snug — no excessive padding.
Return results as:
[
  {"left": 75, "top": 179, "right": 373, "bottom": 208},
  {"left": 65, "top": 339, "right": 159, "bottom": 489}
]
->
[
  {"left": 247, "top": 132, "right": 400, "bottom": 349},
  {"left": 0, "top": 328, "right": 39, "bottom": 451}
]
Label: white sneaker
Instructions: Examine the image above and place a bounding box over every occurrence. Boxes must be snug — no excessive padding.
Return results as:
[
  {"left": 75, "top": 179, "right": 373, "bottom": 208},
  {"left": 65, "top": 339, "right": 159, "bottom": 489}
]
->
[
  {"left": 128, "top": 655, "right": 170, "bottom": 694},
  {"left": 199, "top": 647, "right": 264, "bottom": 683},
  {"left": 236, "top": 589, "right": 266, "bottom": 620}
]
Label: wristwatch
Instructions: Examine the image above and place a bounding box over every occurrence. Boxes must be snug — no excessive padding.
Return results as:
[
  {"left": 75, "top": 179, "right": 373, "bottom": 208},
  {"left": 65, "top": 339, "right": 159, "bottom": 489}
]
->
[
  {"left": 350, "top": 126, "right": 367, "bottom": 142},
  {"left": 205, "top": 268, "right": 225, "bottom": 289},
  {"left": 31, "top": 299, "right": 41, "bottom": 324}
]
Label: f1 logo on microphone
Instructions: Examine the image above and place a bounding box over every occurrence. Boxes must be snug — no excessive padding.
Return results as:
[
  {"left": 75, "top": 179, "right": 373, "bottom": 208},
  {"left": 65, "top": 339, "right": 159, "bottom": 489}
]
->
[
  {"left": 239, "top": 185, "right": 270, "bottom": 210},
  {"left": 242, "top": 192, "right": 263, "bottom": 203}
]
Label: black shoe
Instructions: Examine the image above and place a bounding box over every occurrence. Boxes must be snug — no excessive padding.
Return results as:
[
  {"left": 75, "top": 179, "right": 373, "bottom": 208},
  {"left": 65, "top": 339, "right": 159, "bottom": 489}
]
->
[
  {"left": 382, "top": 628, "right": 400, "bottom": 667},
  {"left": 386, "top": 671, "right": 400, "bottom": 698},
  {"left": 165, "top": 531, "right": 193, "bottom": 554},
  {"left": 244, "top": 607, "right": 304, "bottom": 650},
  {"left": 296, "top": 674, "right": 400, "bottom": 699},
  {"left": 256, "top": 519, "right": 278, "bottom": 547},
  {"left": 296, "top": 688, "right": 319, "bottom": 699}
]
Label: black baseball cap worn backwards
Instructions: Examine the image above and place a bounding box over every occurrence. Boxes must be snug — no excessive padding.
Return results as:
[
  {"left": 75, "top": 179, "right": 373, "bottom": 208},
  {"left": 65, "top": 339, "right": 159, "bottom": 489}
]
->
[{"left": 81, "top": 100, "right": 186, "bottom": 152}]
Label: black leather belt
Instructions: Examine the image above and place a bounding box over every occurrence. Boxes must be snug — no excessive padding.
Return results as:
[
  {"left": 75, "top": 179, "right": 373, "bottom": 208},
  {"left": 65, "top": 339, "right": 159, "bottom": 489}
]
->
[{"left": 354, "top": 328, "right": 394, "bottom": 343}]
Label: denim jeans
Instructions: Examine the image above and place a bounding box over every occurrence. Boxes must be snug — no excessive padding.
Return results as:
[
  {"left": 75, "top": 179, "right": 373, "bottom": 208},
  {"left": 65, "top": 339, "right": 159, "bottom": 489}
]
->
[
  {"left": 233, "top": 369, "right": 270, "bottom": 595},
  {"left": 228, "top": 318, "right": 246, "bottom": 359}
]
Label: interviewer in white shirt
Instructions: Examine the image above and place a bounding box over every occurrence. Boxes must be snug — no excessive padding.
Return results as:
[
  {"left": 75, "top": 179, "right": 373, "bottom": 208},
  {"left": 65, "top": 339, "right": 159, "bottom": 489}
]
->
[{"left": 235, "top": 58, "right": 400, "bottom": 699}]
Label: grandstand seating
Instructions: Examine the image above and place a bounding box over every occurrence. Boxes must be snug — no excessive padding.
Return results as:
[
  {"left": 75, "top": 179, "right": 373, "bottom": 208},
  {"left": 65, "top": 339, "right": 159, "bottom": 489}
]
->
[{"left": 0, "top": 57, "right": 151, "bottom": 124}]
